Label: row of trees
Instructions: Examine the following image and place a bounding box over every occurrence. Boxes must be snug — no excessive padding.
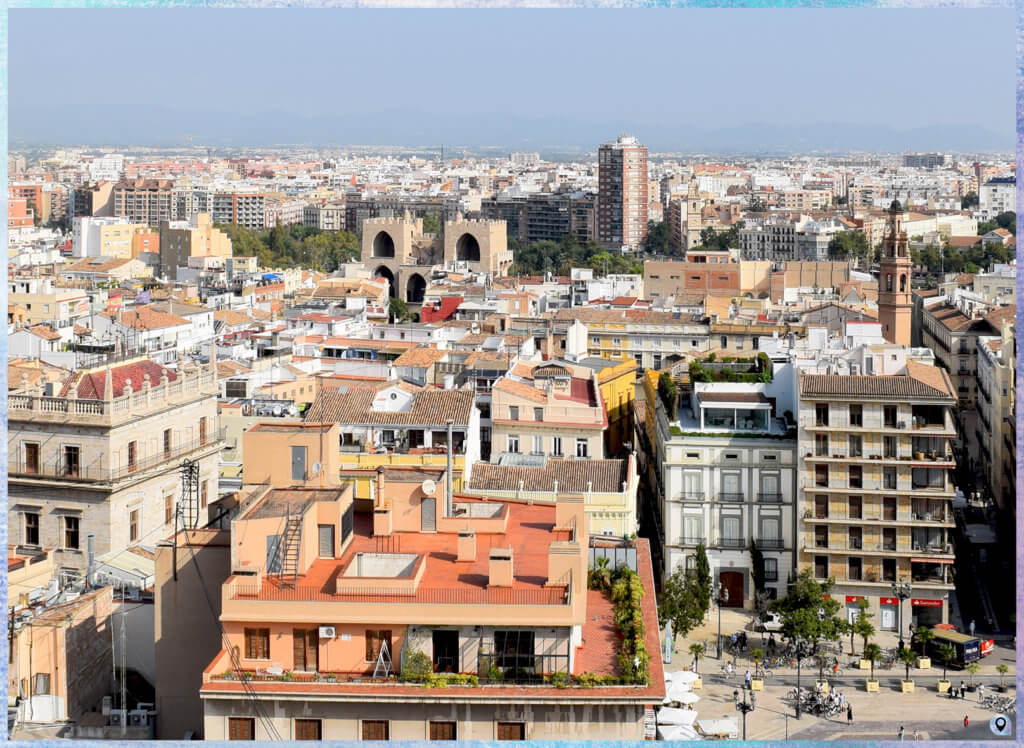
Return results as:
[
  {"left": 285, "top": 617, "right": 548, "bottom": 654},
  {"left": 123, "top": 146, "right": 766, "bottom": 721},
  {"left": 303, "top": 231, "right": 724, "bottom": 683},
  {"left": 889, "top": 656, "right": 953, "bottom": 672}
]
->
[
  {"left": 910, "top": 240, "right": 1015, "bottom": 276},
  {"left": 215, "top": 222, "right": 361, "bottom": 272},
  {"left": 508, "top": 235, "right": 643, "bottom": 277}
]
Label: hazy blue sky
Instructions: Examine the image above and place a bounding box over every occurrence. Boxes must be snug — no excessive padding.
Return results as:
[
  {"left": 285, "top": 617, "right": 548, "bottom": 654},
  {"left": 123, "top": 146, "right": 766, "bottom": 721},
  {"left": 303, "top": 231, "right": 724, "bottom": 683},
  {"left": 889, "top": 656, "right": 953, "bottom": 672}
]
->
[{"left": 10, "top": 9, "right": 1014, "bottom": 150}]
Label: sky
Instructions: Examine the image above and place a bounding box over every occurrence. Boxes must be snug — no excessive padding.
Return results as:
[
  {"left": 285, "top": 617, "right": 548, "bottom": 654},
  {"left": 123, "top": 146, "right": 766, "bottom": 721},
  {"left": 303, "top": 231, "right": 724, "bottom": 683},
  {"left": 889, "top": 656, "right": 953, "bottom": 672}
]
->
[{"left": 10, "top": 9, "right": 1014, "bottom": 151}]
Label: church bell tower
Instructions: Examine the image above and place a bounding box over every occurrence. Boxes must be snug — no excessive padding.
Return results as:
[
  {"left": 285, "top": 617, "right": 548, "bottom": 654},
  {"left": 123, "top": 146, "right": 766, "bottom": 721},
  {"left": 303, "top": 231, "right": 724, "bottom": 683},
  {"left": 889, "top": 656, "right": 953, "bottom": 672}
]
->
[{"left": 877, "top": 200, "right": 912, "bottom": 346}]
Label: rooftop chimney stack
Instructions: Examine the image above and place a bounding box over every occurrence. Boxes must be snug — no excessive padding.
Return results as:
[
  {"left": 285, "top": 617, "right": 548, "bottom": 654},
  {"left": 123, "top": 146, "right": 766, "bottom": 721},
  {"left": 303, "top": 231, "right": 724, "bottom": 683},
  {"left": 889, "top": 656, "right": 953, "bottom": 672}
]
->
[
  {"left": 488, "top": 547, "right": 514, "bottom": 587},
  {"left": 457, "top": 529, "right": 476, "bottom": 562}
]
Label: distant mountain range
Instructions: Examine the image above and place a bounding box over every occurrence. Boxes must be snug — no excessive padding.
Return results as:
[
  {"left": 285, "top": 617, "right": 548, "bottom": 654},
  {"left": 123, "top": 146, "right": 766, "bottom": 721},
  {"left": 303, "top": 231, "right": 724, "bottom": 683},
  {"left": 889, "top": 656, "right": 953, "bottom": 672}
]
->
[{"left": 10, "top": 106, "right": 1010, "bottom": 155}]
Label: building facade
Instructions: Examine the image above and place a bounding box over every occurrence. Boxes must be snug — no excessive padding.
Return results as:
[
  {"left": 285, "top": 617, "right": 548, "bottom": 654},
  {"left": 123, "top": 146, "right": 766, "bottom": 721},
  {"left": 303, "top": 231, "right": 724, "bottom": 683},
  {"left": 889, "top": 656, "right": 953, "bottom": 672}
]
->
[{"left": 598, "top": 135, "right": 648, "bottom": 252}]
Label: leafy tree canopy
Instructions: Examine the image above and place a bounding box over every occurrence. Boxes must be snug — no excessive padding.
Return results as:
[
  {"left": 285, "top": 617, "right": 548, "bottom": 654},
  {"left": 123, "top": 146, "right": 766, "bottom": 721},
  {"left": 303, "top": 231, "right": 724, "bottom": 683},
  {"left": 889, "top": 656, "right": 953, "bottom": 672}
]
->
[{"left": 215, "top": 222, "right": 360, "bottom": 272}]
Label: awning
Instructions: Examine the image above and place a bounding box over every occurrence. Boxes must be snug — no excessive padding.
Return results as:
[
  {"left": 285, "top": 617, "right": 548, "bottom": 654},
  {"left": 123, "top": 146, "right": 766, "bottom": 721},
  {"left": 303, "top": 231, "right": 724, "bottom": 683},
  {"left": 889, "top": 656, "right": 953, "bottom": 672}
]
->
[{"left": 911, "top": 557, "right": 953, "bottom": 564}]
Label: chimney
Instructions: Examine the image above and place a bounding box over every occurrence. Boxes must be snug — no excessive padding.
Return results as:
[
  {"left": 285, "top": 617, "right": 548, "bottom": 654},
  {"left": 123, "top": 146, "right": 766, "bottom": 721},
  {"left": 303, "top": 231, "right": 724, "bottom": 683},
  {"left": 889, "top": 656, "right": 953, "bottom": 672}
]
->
[
  {"left": 86, "top": 533, "right": 95, "bottom": 589},
  {"left": 375, "top": 467, "right": 386, "bottom": 506},
  {"left": 488, "top": 547, "right": 514, "bottom": 587},
  {"left": 457, "top": 529, "right": 476, "bottom": 562}
]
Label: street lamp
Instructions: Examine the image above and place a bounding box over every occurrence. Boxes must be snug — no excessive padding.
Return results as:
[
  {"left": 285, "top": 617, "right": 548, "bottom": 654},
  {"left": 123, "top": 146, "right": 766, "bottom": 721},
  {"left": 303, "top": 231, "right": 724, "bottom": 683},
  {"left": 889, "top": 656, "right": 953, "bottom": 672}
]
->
[
  {"left": 715, "top": 583, "right": 730, "bottom": 659},
  {"left": 734, "top": 685, "right": 756, "bottom": 740},
  {"left": 891, "top": 578, "right": 912, "bottom": 652}
]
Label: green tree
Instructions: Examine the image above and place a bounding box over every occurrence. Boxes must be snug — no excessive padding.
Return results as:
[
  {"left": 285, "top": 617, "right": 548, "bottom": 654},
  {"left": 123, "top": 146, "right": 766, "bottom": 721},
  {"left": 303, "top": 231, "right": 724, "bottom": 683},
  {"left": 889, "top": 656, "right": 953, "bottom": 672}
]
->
[
  {"left": 747, "top": 195, "right": 768, "bottom": 212},
  {"left": 853, "top": 602, "right": 876, "bottom": 655},
  {"left": 657, "top": 373, "right": 678, "bottom": 418},
  {"left": 996, "top": 663, "right": 1009, "bottom": 689},
  {"left": 965, "top": 661, "right": 981, "bottom": 688},
  {"left": 688, "top": 642, "right": 706, "bottom": 675},
  {"left": 657, "top": 566, "right": 704, "bottom": 644},
  {"left": 588, "top": 556, "right": 612, "bottom": 592},
  {"left": 936, "top": 643, "right": 955, "bottom": 682},
  {"left": 995, "top": 210, "right": 1016, "bottom": 234},
  {"left": 828, "top": 231, "right": 869, "bottom": 262},
  {"left": 421, "top": 212, "right": 441, "bottom": 234},
  {"left": 912, "top": 626, "right": 933, "bottom": 656},
  {"left": 863, "top": 642, "right": 882, "bottom": 682},
  {"left": 644, "top": 220, "right": 670, "bottom": 255},
  {"left": 769, "top": 568, "right": 843, "bottom": 645},
  {"left": 960, "top": 191, "right": 978, "bottom": 210},
  {"left": 389, "top": 296, "right": 411, "bottom": 322},
  {"left": 898, "top": 647, "right": 917, "bottom": 683},
  {"left": 693, "top": 544, "right": 712, "bottom": 619}
]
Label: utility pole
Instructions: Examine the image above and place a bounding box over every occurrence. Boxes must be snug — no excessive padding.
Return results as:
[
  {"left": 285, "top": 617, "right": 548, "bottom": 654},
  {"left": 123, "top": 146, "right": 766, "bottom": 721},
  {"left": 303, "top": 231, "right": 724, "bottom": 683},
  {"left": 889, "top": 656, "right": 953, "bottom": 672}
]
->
[{"left": 120, "top": 583, "right": 127, "bottom": 736}]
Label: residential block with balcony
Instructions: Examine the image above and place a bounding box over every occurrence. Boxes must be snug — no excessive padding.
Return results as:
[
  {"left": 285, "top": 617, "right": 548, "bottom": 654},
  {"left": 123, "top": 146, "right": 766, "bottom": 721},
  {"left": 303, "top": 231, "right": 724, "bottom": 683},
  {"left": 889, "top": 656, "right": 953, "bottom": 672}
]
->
[
  {"left": 646, "top": 374, "right": 798, "bottom": 607},
  {"left": 198, "top": 432, "right": 664, "bottom": 741},
  {"left": 8, "top": 356, "right": 222, "bottom": 575},
  {"left": 797, "top": 361, "right": 957, "bottom": 629}
]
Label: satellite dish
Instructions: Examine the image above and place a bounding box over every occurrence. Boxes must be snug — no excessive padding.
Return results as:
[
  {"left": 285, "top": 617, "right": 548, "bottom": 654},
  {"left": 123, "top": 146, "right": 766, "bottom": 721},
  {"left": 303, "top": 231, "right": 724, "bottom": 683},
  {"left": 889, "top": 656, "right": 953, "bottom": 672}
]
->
[
  {"left": 421, "top": 479, "right": 436, "bottom": 496},
  {"left": 311, "top": 462, "right": 322, "bottom": 476}
]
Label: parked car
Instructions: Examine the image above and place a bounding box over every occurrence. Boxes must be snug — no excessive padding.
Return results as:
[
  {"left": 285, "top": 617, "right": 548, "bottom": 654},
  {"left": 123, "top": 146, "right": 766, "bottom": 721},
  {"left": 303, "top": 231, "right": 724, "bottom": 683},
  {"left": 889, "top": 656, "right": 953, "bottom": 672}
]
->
[{"left": 756, "top": 612, "right": 783, "bottom": 632}]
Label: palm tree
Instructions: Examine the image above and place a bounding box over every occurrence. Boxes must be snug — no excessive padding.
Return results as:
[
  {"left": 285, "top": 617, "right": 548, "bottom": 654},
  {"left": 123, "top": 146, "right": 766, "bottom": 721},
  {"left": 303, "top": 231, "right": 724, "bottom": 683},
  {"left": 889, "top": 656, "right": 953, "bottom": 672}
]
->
[
  {"left": 588, "top": 556, "right": 611, "bottom": 592},
  {"left": 898, "top": 647, "right": 917, "bottom": 684},
  {"left": 750, "top": 648, "right": 764, "bottom": 678},
  {"left": 688, "top": 642, "right": 705, "bottom": 675},
  {"left": 996, "top": 663, "right": 1009, "bottom": 691},
  {"left": 864, "top": 642, "right": 882, "bottom": 683},
  {"left": 936, "top": 643, "right": 955, "bottom": 683},
  {"left": 913, "top": 627, "right": 934, "bottom": 658}
]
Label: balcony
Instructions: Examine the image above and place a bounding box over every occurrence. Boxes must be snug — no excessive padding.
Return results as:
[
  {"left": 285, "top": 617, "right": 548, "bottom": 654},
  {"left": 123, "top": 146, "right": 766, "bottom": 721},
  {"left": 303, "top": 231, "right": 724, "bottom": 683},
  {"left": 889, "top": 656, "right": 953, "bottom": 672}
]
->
[
  {"left": 754, "top": 538, "right": 784, "bottom": 550},
  {"left": 678, "top": 536, "right": 706, "bottom": 546},
  {"left": 718, "top": 493, "right": 745, "bottom": 503},
  {"left": 716, "top": 537, "right": 746, "bottom": 549},
  {"left": 9, "top": 430, "right": 225, "bottom": 484},
  {"left": 677, "top": 492, "right": 706, "bottom": 502},
  {"left": 758, "top": 493, "right": 783, "bottom": 504}
]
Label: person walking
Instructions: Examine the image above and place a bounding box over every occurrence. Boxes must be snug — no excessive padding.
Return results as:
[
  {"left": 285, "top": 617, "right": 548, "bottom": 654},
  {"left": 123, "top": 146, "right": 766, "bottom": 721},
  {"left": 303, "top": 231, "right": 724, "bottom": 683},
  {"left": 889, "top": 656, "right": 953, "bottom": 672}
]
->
[
  {"left": 912, "top": 730, "right": 920, "bottom": 741},
  {"left": 963, "top": 715, "right": 969, "bottom": 729},
  {"left": 898, "top": 725, "right": 905, "bottom": 741},
  {"left": 846, "top": 703, "right": 853, "bottom": 725},
  {"left": 959, "top": 680, "right": 966, "bottom": 699},
  {"left": 969, "top": 620, "right": 976, "bottom": 637},
  {"left": 744, "top": 670, "right": 751, "bottom": 689}
]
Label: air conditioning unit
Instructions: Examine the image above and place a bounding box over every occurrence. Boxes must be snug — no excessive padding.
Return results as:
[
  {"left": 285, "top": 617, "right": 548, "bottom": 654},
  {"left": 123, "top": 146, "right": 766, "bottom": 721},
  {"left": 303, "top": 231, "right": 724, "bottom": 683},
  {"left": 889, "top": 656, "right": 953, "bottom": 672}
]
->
[
  {"left": 109, "top": 709, "right": 127, "bottom": 727},
  {"left": 318, "top": 626, "right": 336, "bottom": 639},
  {"left": 101, "top": 696, "right": 112, "bottom": 716},
  {"left": 128, "top": 710, "right": 150, "bottom": 727}
]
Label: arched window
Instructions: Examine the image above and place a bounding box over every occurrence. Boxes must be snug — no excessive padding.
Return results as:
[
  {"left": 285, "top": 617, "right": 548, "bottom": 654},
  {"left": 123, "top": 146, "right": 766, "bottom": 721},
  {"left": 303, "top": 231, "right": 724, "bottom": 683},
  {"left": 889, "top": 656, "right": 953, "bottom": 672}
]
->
[
  {"left": 899, "top": 274, "right": 907, "bottom": 292},
  {"left": 886, "top": 274, "right": 893, "bottom": 292}
]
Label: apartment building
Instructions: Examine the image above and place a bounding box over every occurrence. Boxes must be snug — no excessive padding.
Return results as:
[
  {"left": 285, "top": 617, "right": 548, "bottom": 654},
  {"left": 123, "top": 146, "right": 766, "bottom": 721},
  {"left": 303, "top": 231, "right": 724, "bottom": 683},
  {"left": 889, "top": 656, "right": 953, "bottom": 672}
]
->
[
  {"left": 975, "top": 321, "right": 1016, "bottom": 513},
  {"left": 646, "top": 373, "right": 797, "bottom": 604},
  {"left": 480, "top": 192, "right": 596, "bottom": 245},
  {"left": 71, "top": 216, "right": 149, "bottom": 259},
  {"left": 113, "top": 179, "right": 175, "bottom": 227},
  {"left": 7, "top": 357, "right": 222, "bottom": 577},
  {"left": 303, "top": 203, "right": 346, "bottom": 232},
  {"left": 978, "top": 176, "right": 1014, "bottom": 220},
  {"left": 72, "top": 181, "right": 115, "bottom": 218},
  {"left": 797, "top": 360, "right": 957, "bottom": 629},
  {"left": 197, "top": 429, "right": 664, "bottom": 740},
  {"left": 212, "top": 192, "right": 265, "bottom": 229},
  {"left": 598, "top": 134, "right": 648, "bottom": 252},
  {"left": 7, "top": 277, "right": 90, "bottom": 337},
  {"left": 159, "top": 213, "right": 233, "bottom": 280},
  {"left": 490, "top": 361, "right": 607, "bottom": 463}
]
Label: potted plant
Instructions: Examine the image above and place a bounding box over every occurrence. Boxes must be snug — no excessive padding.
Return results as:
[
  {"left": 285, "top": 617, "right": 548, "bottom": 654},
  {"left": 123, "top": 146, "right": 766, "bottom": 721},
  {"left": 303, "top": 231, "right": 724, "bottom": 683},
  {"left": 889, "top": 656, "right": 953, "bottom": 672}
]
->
[
  {"left": 687, "top": 643, "right": 705, "bottom": 690},
  {"left": 996, "top": 663, "right": 1009, "bottom": 692},
  {"left": 965, "top": 661, "right": 981, "bottom": 692},
  {"left": 864, "top": 642, "right": 881, "bottom": 692},
  {"left": 936, "top": 643, "right": 954, "bottom": 693},
  {"left": 750, "top": 648, "right": 764, "bottom": 691},
  {"left": 913, "top": 627, "right": 933, "bottom": 669},
  {"left": 898, "top": 648, "right": 917, "bottom": 692}
]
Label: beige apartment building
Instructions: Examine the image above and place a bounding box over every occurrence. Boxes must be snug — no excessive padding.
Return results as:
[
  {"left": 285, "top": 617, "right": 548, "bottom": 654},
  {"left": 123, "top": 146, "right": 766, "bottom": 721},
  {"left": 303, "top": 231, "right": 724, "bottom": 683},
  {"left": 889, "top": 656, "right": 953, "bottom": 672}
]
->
[
  {"left": 975, "top": 321, "right": 1016, "bottom": 513},
  {"left": 598, "top": 134, "right": 648, "bottom": 252},
  {"left": 797, "top": 360, "right": 957, "bottom": 630},
  {"left": 490, "top": 362, "right": 607, "bottom": 462},
  {"left": 159, "top": 213, "right": 233, "bottom": 279},
  {"left": 114, "top": 179, "right": 175, "bottom": 227},
  {"left": 7, "top": 356, "right": 222, "bottom": 576}
]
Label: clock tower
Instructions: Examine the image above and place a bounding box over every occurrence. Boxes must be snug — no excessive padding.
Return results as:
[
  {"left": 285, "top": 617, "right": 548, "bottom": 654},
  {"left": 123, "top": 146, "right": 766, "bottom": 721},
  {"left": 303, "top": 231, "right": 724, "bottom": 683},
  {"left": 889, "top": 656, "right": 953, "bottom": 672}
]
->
[{"left": 878, "top": 200, "right": 912, "bottom": 346}]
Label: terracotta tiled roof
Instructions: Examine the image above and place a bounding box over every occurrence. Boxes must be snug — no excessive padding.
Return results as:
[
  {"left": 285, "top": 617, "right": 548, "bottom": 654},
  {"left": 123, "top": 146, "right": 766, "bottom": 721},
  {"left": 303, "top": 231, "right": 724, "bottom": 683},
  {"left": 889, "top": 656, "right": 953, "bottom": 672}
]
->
[
  {"left": 214, "top": 309, "right": 255, "bottom": 326},
  {"left": 393, "top": 346, "right": 448, "bottom": 368},
  {"left": 26, "top": 324, "right": 62, "bottom": 340},
  {"left": 800, "top": 367, "right": 954, "bottom": 401},
  {"left": 65, "top": 359, "right": 178, "bottom": 399},
  {"left": 64, "top": 256, "right": 135, "bottom": 274},
  {"left": 105, "top": 305, "right": 190, "bottom": 331},
  {"left": 983, "top": 304, "right": 1016, "bottom": 330},
  {"left": 930, "top": 305, "right": 974, "bottom": 332},
  {"left": 493, "top": 377, "right": 547, "bottom": 403},
  {"left": 305, "top": 387, "right": 474, "bottom": 427},
  {"left": 467, "top": 458, "right": 628, "bottom": 494}
]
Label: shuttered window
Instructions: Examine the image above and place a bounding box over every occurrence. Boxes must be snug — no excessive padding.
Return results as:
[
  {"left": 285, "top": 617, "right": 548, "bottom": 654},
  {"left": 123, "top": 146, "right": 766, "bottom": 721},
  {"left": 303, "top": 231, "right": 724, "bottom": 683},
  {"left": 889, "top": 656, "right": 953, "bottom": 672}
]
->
[
  {"left": 318, "top": 525, "right": 334, "bottom": 558},
  {"left": 365, "top": 629, "right": 392, "bottom": 662},
  {"left": 228, "top": 718, "right": 255, "bottom": 740},
  {"left": 430, "top": 721, "right": 456, "bottom": 740},
  {"left": 294, "top": 719, "right": 321, "bottom": 740},
  {"left": 244, "top": 628, "right": 269, "bottom": 660},
  {"left": 293, "top": 629, "right": 319, "bottom": 672},
  {"left": 497, "top": 722, "right": 525, "bottom": 740},
  {"left": 361, "top": 720, "right": 389, "bottom": 740}
]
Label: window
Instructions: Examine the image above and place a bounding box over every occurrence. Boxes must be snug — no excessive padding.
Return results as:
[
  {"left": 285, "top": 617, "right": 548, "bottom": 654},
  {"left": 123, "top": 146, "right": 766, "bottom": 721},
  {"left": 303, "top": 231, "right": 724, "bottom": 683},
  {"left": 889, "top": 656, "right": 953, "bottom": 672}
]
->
[
  {"left": 814, "top": 555, "right": 829, "bottom": 579},
  {"left": 884, "top": 436, "right": 897, "bottom": 458},
  {"left": 361, "top": 721, "right": 389, "bottom": 741},
  {"left": 494, "top": 630, "right": 535, "bottom": 673},
  {"left": 883, "top": 467, "right": 897, "bottom": 490},
  {"left": 129, "top": 509, "right": 139, "bottom": 543},
  {"left": 127, "top": 440, "right": 138, "bottom": 472},
  {"left": 531, "top": 435, "right": 543, "bottom": 455},
  {"left": 163, "top": 429, "right": 172, "bottom": 458},
  {"left": 815, "top": 403, "right": 829, "bottom": 426},
  {"left": 33, "top": 673, "right": 50, "bottom": 696},
  {"left": 24, "top": 512, "right": 39, "bottom": 546},
  {"left": 293, "top": 629, "right": 319, "bottom": 672},
  {"left": 199, "top": 417, "right": 208, "bottom": 445},
  {"left": 365, "top": 629, "right": 392, "bottom": 662},
  {"left": 201, "top": 480, "right": 209, "bottom": 509},
  {"left": 63, "top": 516, "right": 80, "bottom": 550},
  {"left": 165, "top": 495, "right": 174, "bottom": 525},
  {"left": 720, "top": 336, "right": 728, "bottom": 349},
  {"left": 294, "top": 719, "right": 321, "bottom": 741},
  {"left": 575, "top": 438, "right": 588, "bottom": 458},
  {"left": 63, "top": 445, "right": 80, "bottom": 477},
  {"left": 883, "top": 497, "right": 897, "bottom": 522},
  {"left": 848, "top": 435, "right": 862, "bottom": 457},
  {"left": 507, "top": 435, "right": 520, "bottom": 454},
  {"left": 551, "top": 437, "right": 562, "bottom": 457},
  {"left": 848, "top": 465, "right": 862, "bottom": 488},
  {"left": 883, "top": 406, "right": 898, "bottom": 428},
  {"left": 245, "top": 628, "right": 270, "bottom": 660},
  {"left": 497, "top": 723, "right": 526, "bottom": 741},
  {"left": 228, "top": 717, "right": 255, "bottom": 741},
  {"left": 848, "top": 557, "right": 863, "bottom": 581},
  {"left": 23, "top": 443, "right": 39, "bottom": 474},
  {"left": 291, "top": 445, "right": 307, "bottom": 481},
  {"left": 533, "top": 408, "right": 543, "bottom": 422},
  {"left": 849, "top": 496, "right": 862, "bottom": 520},
  {"left": 814, "top": 495, "right": 829, "bottom": 519},
  {"left": 814, "top": 434, "right": 828, "bottom": 456},
  {"left": 721, "top": 515, "right": 741, "bottom": 543},
  {"left": 763, "top": 558, "right": 778, "bottom": 582},
  {"left": 848, "top": 404, "right": 863, "bottom": 427},
  {"left": 509, "top": 406, "right": 519, "bottom": 420},
  {"left": 882, "top": 558, "right": 897, "bottom": 582},
  {"left": 429, "top": 722, "right": 457, "bottom": 741},
  {"left": 814, "top": 464, "right": 829, "bottom": 487}
]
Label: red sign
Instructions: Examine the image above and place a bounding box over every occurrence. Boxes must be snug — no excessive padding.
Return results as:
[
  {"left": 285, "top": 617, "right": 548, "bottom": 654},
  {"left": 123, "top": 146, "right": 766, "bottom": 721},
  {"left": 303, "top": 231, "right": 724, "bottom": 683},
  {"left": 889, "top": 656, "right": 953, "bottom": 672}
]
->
[
  {"left": 879, "top": 597, "right": 898, "bottom": 606},
  {"left": 845, "top": 595, "right": 864, "bottom": 603},
  {"left": 911, "top": 598, "right": 942, "bottom": 608}
]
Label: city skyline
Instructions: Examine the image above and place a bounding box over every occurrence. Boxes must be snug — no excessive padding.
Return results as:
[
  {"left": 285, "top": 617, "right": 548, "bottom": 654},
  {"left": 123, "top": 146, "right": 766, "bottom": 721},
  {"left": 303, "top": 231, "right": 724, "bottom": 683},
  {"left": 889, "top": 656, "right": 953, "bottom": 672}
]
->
[{"left": 10, "top": 9, "right": 1013, "bottom": 151}]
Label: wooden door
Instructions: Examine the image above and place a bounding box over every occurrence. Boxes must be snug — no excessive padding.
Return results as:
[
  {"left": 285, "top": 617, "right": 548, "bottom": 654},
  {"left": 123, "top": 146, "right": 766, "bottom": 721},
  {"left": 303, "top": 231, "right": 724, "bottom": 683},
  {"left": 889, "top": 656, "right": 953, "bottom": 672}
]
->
[{"left": 719, "top": 571, "right": 744, "bottom": 608}]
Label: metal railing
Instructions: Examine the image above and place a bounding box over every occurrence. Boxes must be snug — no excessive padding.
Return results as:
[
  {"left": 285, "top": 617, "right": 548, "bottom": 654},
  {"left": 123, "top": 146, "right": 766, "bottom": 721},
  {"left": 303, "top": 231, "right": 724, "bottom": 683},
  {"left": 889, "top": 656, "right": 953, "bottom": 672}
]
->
[
  {"left": 758, "top": 493, "right": 783, "bottom": 503},
  {"left": 230, "top": 583, "right": 570, "bottom": 606},
  {"left": 719, "top": 493, "right": 744, "bottom": 503},
  {"left": 716, "top": 538, "right": 746, "bottom": 549},
  {"left": 755, "top": 538, "right": 784, "bottom": 550},
  {"left": 10, "top": 429, "right": 225, "bottom": 483}
]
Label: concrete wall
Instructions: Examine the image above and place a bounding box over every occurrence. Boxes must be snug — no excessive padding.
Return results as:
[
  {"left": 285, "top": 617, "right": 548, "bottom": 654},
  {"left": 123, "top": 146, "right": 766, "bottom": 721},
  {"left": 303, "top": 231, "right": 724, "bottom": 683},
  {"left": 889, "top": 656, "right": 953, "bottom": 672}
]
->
[{"left": 113, "top": 599, "right": 156, "bottom": 687}]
